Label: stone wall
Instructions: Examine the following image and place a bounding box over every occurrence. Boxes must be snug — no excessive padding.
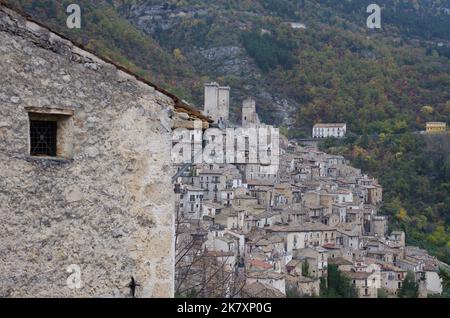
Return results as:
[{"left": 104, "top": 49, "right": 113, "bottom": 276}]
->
[{"left": 0, "top": 5, "right": 174, "bottom": 297}]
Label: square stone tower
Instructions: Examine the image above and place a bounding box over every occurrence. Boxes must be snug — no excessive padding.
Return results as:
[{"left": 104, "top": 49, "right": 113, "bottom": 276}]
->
[
  {"left": 242, "top": 97, "right": 260, "bottom": 128},
  {"left": 204, "top": 82, "right": 229, "bottom": 125}
]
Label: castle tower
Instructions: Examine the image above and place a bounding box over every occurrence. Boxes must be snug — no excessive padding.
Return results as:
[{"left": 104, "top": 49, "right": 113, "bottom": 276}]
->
[
  {"left": 204, "top": 82, "right": 219, "bottom": 120},
  {"left": 242, "top": 97, "right": 260, "bottom": 128},
  {"left": 203, "top": 82, "right": 230, "bottom": 125},
  {"left": 218, "top": 86, "right": 230, "bottom": 123}
]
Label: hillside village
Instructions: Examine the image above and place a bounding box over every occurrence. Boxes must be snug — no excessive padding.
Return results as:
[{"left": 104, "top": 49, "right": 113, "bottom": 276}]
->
[
  {"left": 174, "top": 83, "right": 446, "bottom": 298},
  {"left": 0, "top": 0, "right": 449, "bottom": 300}
]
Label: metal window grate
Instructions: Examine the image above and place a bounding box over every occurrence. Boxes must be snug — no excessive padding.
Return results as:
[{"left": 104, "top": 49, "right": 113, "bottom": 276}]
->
[{"left": 30, "top": 120, "right": 57, "bottom": 156}]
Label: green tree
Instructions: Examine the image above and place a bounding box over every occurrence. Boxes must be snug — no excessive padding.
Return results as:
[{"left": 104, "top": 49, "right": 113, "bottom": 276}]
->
[
  {"left": 286, "top": 287, "right": 301, "bottom": 298},
  {"left": 377, "top": 288, "right": 388, "bottom": 298},
  {"left": 399, "top": 272, "right": 419, "bottom": 298},
  {"left": 302, "top": 261, "right": 310, "bottom": 278},
  {"left": 319, "top": 277, "right": 327, "bottom": 298},
  {"left": 323, "top": 265, "right": 358, "bottom": 298}
]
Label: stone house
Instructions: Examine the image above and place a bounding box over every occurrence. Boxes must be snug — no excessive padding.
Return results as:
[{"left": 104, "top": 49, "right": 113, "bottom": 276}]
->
[
  {"left": 378, "top": 262, "right": 406, "bottom": 296},
  {"left": 202, "top": 201, "right": 222, "bottom": 218},
  {"left": 397, "top": 257, "right": 425, "bottom": 272},
  {"left": 241, "top": 281, "right": 286, "bottom": 298},
  {"left": 267, "top": 223, "right": 336, "bottom": 253},
  {"left": 363, "top": 185, "right": 383, "bottom": 205},
  {"left": 343, "top": 271, "right": 379, "bottom": 298},
  {"left": 336, "top": 229, "right": 363, "bottom": 250},
  {"left": 294, "top": 247, "right": 328, "bottom": 278},
  {"left": 286, "top": 275, "right": 320, "bottom": 297},
  {"left": 285, "top": 259, "right": 303, "bottom": 276},
  {"left": 417, "top": 270, "right": 443, "bottom": 296},
  {"left": 246, "top": 271, "right": 286, "bottom": 295},
  {"left": 332, "top": 203, "right": 347, "bottom": 223},
  {"left": 0, "top": 3, "right": 212, "bottom": 297},
  {"left": 180, "top": 186, "right": 204, "bottom": 219},
  {"left": 328, "top": 257, "right": 354, "bottom": 272},
  {"left": 194, "top": 168, "right": 226, "bottom": 203}
]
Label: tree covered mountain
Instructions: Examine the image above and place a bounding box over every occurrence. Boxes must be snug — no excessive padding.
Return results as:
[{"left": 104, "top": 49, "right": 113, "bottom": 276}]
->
[
  {"left": 8, "top": 0, "right": 450, "bottom": 132},
  {"left": 112, "top": 0, "right": 450, "bottom": 134},
  {"left": 5, "top": 0, "right": 450, "bottom": 263}
]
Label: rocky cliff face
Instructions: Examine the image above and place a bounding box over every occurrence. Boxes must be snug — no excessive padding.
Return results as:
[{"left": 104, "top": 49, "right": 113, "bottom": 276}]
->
[{"left": 123, "top": 2, "right": 298, "bottom": 126}]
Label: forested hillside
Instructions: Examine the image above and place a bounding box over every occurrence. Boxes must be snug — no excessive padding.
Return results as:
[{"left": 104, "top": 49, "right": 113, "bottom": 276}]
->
[
  {"left": 5, "top": 0, "right": 449, "bottom": 263},
  {"left": 8, "top": 0, "right": 450, "bottom": 131}
]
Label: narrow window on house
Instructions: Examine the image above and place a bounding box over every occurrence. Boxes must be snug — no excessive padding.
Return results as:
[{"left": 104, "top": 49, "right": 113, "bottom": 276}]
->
[
  {"left": 27, "top": 108, "right": 73, "bottom": 158},
  {"left": 30, "top": 120, "right": 57, "bottom": 156}
]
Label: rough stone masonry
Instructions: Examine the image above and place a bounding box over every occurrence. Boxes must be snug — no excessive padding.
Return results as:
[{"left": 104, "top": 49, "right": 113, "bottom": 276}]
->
[{"left": 0, "top": 4, "right": 176, "bottom": 297}]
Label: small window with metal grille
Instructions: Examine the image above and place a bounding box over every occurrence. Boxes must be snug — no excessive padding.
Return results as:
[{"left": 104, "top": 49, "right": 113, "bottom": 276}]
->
[
  {"left": 27, "top": 108, "right": 74, "bottom": 159},
  {"left": 30, "top": 120, "right": 57, "bottom": 156}
]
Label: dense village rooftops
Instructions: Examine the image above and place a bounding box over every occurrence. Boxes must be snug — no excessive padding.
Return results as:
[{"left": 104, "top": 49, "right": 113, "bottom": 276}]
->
[
  {"left": 296, "top": 276, "right": 317, "bottom": 283},
  {"left": 326, "top": 154, "right": 345, "bottom": 159},
  {"left": 267, "top": 222, "right": 335, "bottom": 233},
  {"left": 332, "top": 189, "right": 353, "bottom": 195},
  {"left": 328, "top": 257, "right": 353, "bottom": 266},
  {"left": 397, "top": 258, "right": 424, "bottom": 268},
  {"left": 250, "top": 212, "right": 275, "bottom": 220},
  {"left": 234, "top": 194, "right": 255, "bottom": 200},
  {"left": 185, "top": 186, "right": 204, "bottom": 192},
  {"left": 216, "top": 235, "right": 235, "bottom": 244},
  {"left": 247, "top": 259, "right": 273, "bottom": 270},
  {"left": 367, "top": 249, "right": 394, "bottom": 256},
  {"left": 345, "top": 209, "right": 361, "bottom": 214},
  {"left": 268, "top": 235, "right": 284, "bottom": 244},
  {"left": 246, "top": 271, "right": 284, "bottom": 280},
  {"left": 202, "top": 201, "right": 222, "bottom": 209},
  {"left": 247, "top": 180, "right": 275, "bottom": 187},
  {"left": 242, "top": 282, "right": 285, "bottom": 298},
  {"left": 423, "top": 261, "right": 440, "bottom": 272},
  {"left": 286, "top": 259, "right": 302, "bottom": 268},
  {"left": 251, "top": 186, "right": 273, "bottom": 192},
  {"left": 203, "top": 250, "right": 234, "bottom": 258},
  {"left": 332, "top": 203, "right": 348, "bottom": 208},
  {"left": 261, "top": 245, "right": 274, "bottom": 253},
  {"left": 342, "top": 271, "right": 373, "bottom": 280},
  {"left": 305, "top": 204, "right": 326, "bottom": 210},
  {"left": 254, "top": 239, "right": 272, "bottom": 246},
  {"left": 337, "top": 229, "right": 360, "bottom": 237},
  {"left": 322, "top": 243, "right": 340, "bottom": 250},
  {"left": 274, "top": 183, "right": 292, "bottom": 190},
  {"left": 363, "top": 185, "right": 382, "bottom": 189},
  {"left": 198, "top": 169, "right": 225, "bottom": 175},
  {"left": 376, "top": 261, "right": 407, "bottom": 272}
]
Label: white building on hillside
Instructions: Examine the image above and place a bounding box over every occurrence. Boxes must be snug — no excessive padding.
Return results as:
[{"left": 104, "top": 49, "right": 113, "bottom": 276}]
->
[{"left": 313, "top": 123, "right": 347, "bottom": 139}]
